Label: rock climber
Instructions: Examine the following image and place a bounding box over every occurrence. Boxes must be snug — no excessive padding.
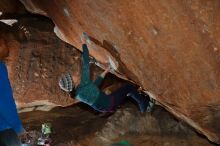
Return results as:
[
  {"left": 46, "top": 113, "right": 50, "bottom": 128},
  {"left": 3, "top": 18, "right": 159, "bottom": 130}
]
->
[
  {"left": 0, "top": 38, "right": 24, "bottom": 146},
  {"left": 59, "top": 33, "right": 155, "bottom": 113}
]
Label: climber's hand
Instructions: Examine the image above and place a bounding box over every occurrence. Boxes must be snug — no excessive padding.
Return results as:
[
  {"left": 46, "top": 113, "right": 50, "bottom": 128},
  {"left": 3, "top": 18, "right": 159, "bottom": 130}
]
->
[
  {"left": 100, "top": 66, "right": 111, "bottom": 78},
  {"left": 81, "top": 32, "right": 91, "bottom": 45}
]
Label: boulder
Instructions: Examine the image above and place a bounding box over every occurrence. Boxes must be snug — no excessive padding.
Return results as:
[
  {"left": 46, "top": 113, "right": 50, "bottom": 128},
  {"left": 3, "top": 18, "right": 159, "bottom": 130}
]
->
[
  {"left": 0, "top": 16, "right": 103, "bottom": 112},
  {"left": 20, "top": 0, "right": 220, "bottom": 143}
]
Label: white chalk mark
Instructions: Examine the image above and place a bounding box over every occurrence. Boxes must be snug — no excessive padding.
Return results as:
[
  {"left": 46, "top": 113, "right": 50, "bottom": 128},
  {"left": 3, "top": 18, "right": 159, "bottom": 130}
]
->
[
  {"left": 0, "top": 19, "right": 18, "bottom": 26},
  {"left": 63, "top": 8, "right": 70, "bottom": 17},
  {"left": 113, "top": 44, "right": 120, "bottom": 52},
  {"left": 54, "top": 26, "right": 70, "bottom": 44},
  {"left": 94, "top": 61, "right": 101, "bottom": 67},
  {"left": 149, "top": 26, "right": 159, "bottom": 36},
  {"left": 108, "top": 56, "right": 118, "bottom": 71},
  {"left": 80, "top": 32, "right": 91, "bottom": 45},
  {"left": 143, "top": 91, "right": 157, "bottom": 101},
  {"left": 214, "top": 47, "right": 218, "bottom": 52}
]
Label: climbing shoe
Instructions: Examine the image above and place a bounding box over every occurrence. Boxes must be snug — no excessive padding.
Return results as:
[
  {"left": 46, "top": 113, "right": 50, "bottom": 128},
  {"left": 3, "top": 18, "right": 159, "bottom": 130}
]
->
[
  {"left": 139, "top": 96, "right": 150, "bottom": 113},
  {"left": 146, "top": 97, "right": 155, "bottom": 112},
  {"left": 127, "top": 93, "right": 149, "bottom": 113},
  {"left": 59, "top": 73, "right": 73, "bottom": 92}
]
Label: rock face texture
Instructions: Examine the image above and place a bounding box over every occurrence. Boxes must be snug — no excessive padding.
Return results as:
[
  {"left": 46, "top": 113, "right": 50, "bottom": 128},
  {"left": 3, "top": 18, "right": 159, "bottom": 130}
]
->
[
  {"left": 12, "top": 18, "right": 79, "bottom": 110},
  {"left": 0, "top": 0, "right": 25, "bottom": 14},
  {"left": 0, "top": 14, "right": 104, "bottom": 111},
  {"left": 20, "top": 0, "right": 220, "bottom": 144},
  {"left": 20, "top": 104, "right": 214, "bottom": 146},
  {"left": 0, "top": 18, "right": 78, "bottom": 110}
]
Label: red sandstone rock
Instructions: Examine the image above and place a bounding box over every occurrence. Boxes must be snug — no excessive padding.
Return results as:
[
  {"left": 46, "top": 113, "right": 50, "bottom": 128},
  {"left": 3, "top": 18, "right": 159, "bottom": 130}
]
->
[
  {"left": 20, "top": 0, "right": 220, "bottom": 144},
  {"left": 0, "top": 16, "right": 106, "bottom": 113},
  {"left": 0, "top": 20, "right": 78, "bottom": 110},
  {"left": 0, "top": 0, "right": 25, "bottom": 14}
]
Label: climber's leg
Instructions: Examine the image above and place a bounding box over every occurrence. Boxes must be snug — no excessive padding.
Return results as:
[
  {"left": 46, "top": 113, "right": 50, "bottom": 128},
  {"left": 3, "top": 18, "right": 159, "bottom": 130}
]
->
[{"left": 109, "top": 83, "right": 152, "bottom": 112}]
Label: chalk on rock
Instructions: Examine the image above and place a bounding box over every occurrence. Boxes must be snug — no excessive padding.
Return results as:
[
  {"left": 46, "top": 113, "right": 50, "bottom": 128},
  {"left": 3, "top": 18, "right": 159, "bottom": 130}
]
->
[
  {"left": 81, "top": 32, "right": 91, "bottom": 45},
  {"left": 108, "top": 56, "right": 118, "bottom": 71}
]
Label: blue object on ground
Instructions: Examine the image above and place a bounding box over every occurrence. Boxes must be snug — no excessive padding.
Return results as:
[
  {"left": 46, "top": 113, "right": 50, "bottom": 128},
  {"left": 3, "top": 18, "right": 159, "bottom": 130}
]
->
[
  {"left": 0, "top": 62, "right": 23, "bottom": 134},
  {"left": 0, "top": 128, "right": 22, "bottom": 145}
]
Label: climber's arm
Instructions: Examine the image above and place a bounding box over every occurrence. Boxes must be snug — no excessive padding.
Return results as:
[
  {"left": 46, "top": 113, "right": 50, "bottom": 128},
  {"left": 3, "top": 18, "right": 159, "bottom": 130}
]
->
[
  {"left": 94, "top": 67, "right": 110, "bottom": 86},
  {"left": 80, "top": 44, "right": 90, "bottom": 86}
]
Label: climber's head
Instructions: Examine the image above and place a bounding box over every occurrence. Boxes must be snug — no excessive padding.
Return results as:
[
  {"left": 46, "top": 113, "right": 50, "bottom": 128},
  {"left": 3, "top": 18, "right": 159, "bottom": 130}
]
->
[
  {"left": 58, "top": 72, "right": 80, "bottom": 97},
  {"left": 59, "top": 73, "right": 74, "bottom": 92},
  {"left": 0, "top": 38, "right": 9, "bottom": 61}
]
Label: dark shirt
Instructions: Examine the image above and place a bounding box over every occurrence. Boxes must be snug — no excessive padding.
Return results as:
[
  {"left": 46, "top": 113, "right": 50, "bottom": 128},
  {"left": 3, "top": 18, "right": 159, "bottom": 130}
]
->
[{"left": 75, "top": 44, "right": 112, "bottom": 111}]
